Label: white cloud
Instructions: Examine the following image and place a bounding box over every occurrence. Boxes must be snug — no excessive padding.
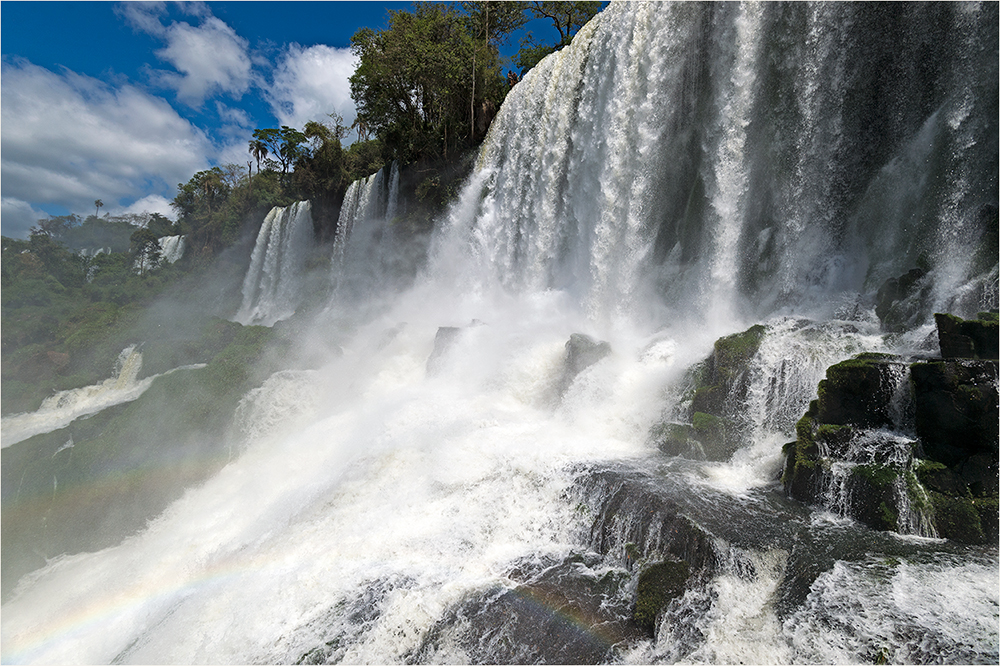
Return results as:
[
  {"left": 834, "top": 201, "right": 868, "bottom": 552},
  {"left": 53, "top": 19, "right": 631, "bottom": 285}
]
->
[
  {"left": 116, "top": 2, "right": 168, "bottom": 37},
  {"left": 112, "top": 194, "right": 177, "bottom": 221},
  {"left": 0, "top": 59, "right": 212, "bottom": 230},
  {"left": 155, "top": 17, "right": 252, "bottom": 106},
  {"left": 267, "top": 44, "right": 358, "bottom": 131},
  {"left": 1, "top": 197, "right": 47, "bottom": 239},
  {"left": 121, "top": 4, "right": 251, "bottom": 107}
]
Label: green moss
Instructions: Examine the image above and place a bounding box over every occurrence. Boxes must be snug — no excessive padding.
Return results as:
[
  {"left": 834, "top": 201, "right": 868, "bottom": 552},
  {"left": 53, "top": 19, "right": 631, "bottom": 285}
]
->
[
  {"left": 854, "top": 352, "right": 898, "bottom": 361},
  {"left": 905, "top": 471, "right": 933, "bottom": 515},
  {"left": 816, "top": 423, "right": 851, "bottom": 440},
  {"left": 692, "top": 411, "right": 725, "bottom": 437},
  {"left": 634, "top": 560, "right": 690, "bottom": 633},
  {"left": 713, "top": 325, "right": 766, "bottom": 386},
  {"left": 976, "top": 311, "right": 999, "bottom": 323},
  {"left": 852, "top": 463, "right": 900, "bottom": 489},
  {"left": 928, "top": 490, "right": 985, "bottom": 543},
  {"left": 879, "top": 501, "right": 898, "bottom": 529}
]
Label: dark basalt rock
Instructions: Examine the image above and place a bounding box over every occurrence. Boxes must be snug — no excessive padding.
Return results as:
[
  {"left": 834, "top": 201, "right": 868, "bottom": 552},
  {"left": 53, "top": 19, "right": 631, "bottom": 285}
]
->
[
  {"left": 783, "top": 342, "right": 999, "bottom": 544},
  {"left": 910, "top": 360, "right": 999, "bottom": 466},
  {"left": 410, "top": 552, "right": 643, "bottom": 664},
  {"left": 426, "top": 326, "right": 461, "bottom": 373},
  {"left": 559, "top": 333, "right": 612, "bottom": 395},
  {"left": 634, "top": 560, "right": 690, "bottom": 633},
  {"left": 815, "top": 353, "right": 906, "bottom": 428},
  {"left": 875, "top": 268, "right": 931, "bottom": 333},
  {"left": 934, "top": 312, "right": 999, "bottom": 360}
]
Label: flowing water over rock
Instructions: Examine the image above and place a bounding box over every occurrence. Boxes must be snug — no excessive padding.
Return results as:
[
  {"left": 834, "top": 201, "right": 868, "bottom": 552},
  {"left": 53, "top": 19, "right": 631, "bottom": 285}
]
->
[
  {"left": 2, "top": 3, "right": 997, "bottom": 664},
  {"left": 236, "top": 201, "right": 315, "bottom": 326}
]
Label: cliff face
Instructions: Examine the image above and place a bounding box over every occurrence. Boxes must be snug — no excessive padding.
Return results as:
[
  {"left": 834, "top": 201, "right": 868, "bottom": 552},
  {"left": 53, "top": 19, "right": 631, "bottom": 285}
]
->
[{"left": 782, "top": 313, "right": 999, "bottom": 543}]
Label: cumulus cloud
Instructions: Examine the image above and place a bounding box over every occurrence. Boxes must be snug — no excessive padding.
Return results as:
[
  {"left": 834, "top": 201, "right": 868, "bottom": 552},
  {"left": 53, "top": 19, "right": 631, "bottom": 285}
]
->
[
  {"left": 120, "top": 3, "right": 251, "bottom": 107},
  {"left": 267, "top": 44, "right": 358, "bottom": 131},
  {"left": 0, "top": 59, "right": 212, "bottom": 230},
  {"left": 1, "top": 197, "right": 48, "bottom": 239},
  {"left": 112, "top": 194, "right": 178, "bottom": 221}
]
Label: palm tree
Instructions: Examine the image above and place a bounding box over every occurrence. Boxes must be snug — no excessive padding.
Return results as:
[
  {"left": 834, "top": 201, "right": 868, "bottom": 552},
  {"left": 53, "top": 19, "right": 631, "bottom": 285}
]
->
[
  {"left": 94, "top": 199, "right": 103, "bottom": 217},
  {"left": 249, "top": 140, "right": 268, "bottom": 173}
]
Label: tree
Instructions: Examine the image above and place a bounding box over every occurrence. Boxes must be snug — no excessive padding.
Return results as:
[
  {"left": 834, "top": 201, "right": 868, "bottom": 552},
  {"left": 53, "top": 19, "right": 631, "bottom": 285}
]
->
[
  {"left": 515, "top": 1, "right": 602, "bottom": 74},
  {"left": 528, "top": 1, "right": 601, "bottom": 45},
  {"left": 249, "top": 139, "right": 268, "bottom": 173},
  {"left": 95, "top": 199, "right": 104, "bottom": 217},
  {"left": 350, "top": 3, "right": 510, "bottom": 162},
  {"left": 130, "top": 228, "right": 162, "bottom": 277},
  {"left": 250, "top": 127, "right": 309, "bottom": 183},
  {"left": 462, "top": 2, "right": 526, "bottom": 139}
]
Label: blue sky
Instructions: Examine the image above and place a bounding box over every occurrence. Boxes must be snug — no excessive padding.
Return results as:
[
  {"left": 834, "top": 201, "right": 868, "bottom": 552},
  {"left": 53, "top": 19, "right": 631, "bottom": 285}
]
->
[{"left": 1, "top": 1, "right": 560, "bottom": 238}]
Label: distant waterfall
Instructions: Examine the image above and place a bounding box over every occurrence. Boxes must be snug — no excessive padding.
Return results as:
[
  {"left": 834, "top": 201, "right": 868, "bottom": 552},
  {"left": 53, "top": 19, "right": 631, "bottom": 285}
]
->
[
  {"left": 0, "top": 347, "right": 204, "bottom": 448},
  {"left": 331, "top": 162, "right": 401, "bottom": 297},
  {"left": 236, "top": 201, "right": 313, "bottom": 326},
  {"left": 157, "top": 235, "right": 185, "bottom": 264}
]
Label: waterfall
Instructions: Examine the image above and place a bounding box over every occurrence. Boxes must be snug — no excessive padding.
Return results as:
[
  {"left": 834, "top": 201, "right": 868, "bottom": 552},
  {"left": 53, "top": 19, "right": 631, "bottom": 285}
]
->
[
  {"left": 0, "top": 348, "right": 205, "bottom": 448},
  {"left": 235, "top": 201, "right": 313, "bottom": 326},
  {"left": 3, "top": 4, "right": 996, "bottom": 664},
  {"left": 331, "top": 162, "right": 401, "bottom": 298},
  {"left": 439, "top": 2, "right": 996, "bottom": 327},
  {"left": 156, "top": 235, "right": 185, "bottom": 264}
]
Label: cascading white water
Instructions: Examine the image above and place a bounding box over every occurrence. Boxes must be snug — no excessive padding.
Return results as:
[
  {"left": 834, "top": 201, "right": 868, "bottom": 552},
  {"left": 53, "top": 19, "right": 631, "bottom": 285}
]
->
[
  {"left": 0, "top": 347, "right": 205, "bottom": 448},
  {"left": 235, "top": 201, "right": 314, "bottom": 326},
  {"left": 331, "top": 162, "right": 401, "bottom": 298},
  {"left": 2, "top": 3, "right": 996, "bottom": 664},
  {"left": 157, "top": 235, "right": 185, "bottom": 264}
]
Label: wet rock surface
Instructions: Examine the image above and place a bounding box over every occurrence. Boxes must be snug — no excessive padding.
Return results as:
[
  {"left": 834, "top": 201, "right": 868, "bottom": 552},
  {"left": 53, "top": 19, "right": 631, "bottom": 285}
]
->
[
  {"left": 558, "top": 333, "right": 612, "bottom": 396},
  {"left": 782, "top": 313, "right": 999, "bottom": 544},
  {"left": 654, "top": 324, "right": 766, "bottom": 461}
]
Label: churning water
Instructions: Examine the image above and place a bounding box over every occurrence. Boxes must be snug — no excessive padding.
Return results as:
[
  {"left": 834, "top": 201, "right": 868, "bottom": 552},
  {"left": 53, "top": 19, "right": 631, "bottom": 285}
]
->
[{"left": 2, "top": 3, "right": 997, "bottom": 664}]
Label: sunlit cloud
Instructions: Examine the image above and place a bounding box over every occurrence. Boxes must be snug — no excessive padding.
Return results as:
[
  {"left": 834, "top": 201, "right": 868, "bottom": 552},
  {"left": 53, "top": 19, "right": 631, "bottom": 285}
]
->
[
  {"left": 266, "top": 44, "right": 358, "bottom": 132},
  {"left": 1, "top": 197, "right": 48, "bottom": 239},
  {"left": 111, "top": 194, "right": 178, "bottom": 221},
  {"left": 0, "top": 58, "right": 212, "bottom": 234},
  {"left": 120, "top": 3, "right": 252, "bottom": 107}
]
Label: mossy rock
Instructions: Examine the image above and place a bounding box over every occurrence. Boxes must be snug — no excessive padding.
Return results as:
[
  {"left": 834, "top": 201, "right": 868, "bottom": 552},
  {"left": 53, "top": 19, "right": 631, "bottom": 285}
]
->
[
  {"left": 687, "top": 324, "right": 767, "bottom": 419},
  {"left": 691, "top": 411, "right": 730, "bottom": 458},
  {"left": 783, "top": 414, "right": 821, "bottom": 501},
  {"left": 634, "top": 560, "right": 690, "bottom": 634},
  {"left": 709, "top": 324, "right": 766, "bottom": 405},
  {"left": 847, "top": 464, "right": 903, "bottom": 531},
  {"left": 652, "top": 422, "right": 705, "bottom": 459},
  {"left": 915, "top": 460, "right": 970, "bottom": 498},
  {"left": 972, "top": 496, "right": 999, "bottom": 543},
  {"left": 816, "top": 355, "right": 905, "bottom": 428},
  {"left": 815, "top": 423, "right": 853, "bottom": 458},
  {"left": 928, "top": 490, "right": 986, "bottom": 544},
  {"left": 934, "top": 313, "right": 999, "bottom": 360}
]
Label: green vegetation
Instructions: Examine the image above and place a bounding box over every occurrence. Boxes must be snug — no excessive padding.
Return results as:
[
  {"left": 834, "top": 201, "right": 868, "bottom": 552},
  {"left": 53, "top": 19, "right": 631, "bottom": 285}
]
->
[
  {"left": 514, "top": 2, "right": 603, "bottom": 74},
  {"left": 634, "top": 560, "right": 689, "bottom": 633}
]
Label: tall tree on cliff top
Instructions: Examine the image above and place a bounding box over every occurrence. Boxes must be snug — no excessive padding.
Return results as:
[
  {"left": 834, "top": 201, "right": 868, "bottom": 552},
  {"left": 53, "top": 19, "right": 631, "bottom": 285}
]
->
[
  {"left": 462, "top": 1, "right": 526, "bottom": 140},
  {"left": 515, "top": 1, "right": 602, "bottom": 74},
  {"left": 350, "top": 3, "right": 511, "bottom": 163}
]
